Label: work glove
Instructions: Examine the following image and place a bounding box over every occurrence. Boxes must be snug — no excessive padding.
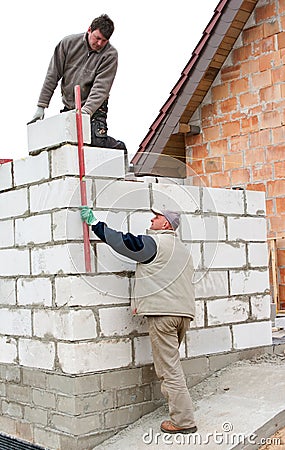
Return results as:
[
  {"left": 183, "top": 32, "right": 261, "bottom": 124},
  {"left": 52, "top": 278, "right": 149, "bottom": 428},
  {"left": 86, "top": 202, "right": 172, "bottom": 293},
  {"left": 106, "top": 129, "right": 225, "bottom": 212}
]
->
[
  {"left": 27, "top": 106, "right": 45, "bottom": 125},
  {"left": 80, "top": 206, "right": 97, "bottom": 225}
]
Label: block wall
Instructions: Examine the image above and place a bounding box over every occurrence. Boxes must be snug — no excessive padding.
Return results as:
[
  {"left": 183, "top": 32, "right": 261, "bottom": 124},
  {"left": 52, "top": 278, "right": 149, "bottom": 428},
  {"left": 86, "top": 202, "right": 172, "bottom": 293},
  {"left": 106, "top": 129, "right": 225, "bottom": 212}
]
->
[
  {"left": 185, "top": 0, "right": 285, "bottom": 309},
  {"left": 0, "top": 138, "right": 272, "bottom": 448}
]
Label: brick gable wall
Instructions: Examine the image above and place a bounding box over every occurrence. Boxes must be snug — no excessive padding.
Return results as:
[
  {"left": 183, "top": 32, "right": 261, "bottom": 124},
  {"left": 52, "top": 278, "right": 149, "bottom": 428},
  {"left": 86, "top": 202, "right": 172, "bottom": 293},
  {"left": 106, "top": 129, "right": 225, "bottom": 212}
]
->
[{"left": 186, "top": 0, "right": 285, "bottom": 310}]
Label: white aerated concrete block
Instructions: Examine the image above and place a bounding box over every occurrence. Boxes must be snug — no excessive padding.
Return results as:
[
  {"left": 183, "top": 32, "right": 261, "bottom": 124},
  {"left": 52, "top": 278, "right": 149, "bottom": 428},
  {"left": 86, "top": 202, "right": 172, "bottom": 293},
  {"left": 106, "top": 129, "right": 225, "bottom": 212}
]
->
[
  {"left": 0, "top": 337, "right": 17, "bottom": 363},
  {"left": 30, "top": 178, "right": 91, "bottom": 212},
  {"left": 0, "top": 249, "right": 30, "bottom": 276},
  {"left": 129, "top": 211, "right": 153, "bottom": 235},
  {"left": 99, "top": 307, "right": 147, "bottom": 337},
  {"left": 1, "top": 279, "right": 16, "bottom": 305},
  {"left": 15, "top": 214, "right": 52, "bottom": 245},
  {"left": 203, "top": 187, "right": 244, "bottom": 214},
  {"left": 31, "top": 243, "right": 92, "bottom": 275},
  {"left": 204, "top": 242, "right": 246, "bottom": 269},
  {"left": 187, "top": 326, "right": 232, "bottom": 357},
  {"left": 275, "top": 316, "right": 285, "bottom": 328},
  {"left": 230, "top": 270, "right": 270, "bottom": 295},
  {"left": 93, "top": 210, "right": 128, "bottom": 232},
  {"left": 34, "top": 310, "right": 97, "bottom": 340},
  {"left": 194, "top": 271, "right": 229, "bottom": 298},
  {"left": 248, "top": 243, "right": 269, "bottom": 267},
  {"left": 96, "top": 244, "right": 136, "bottom": 273},
  {"left": 191, "top": 300, "right": 204, "bottom": 328},
  {"left": 245, "top": 190, "right": 266, "bottom": 215},
  {"left": 17, "top": 278, "right": 52, "bottom": 306},
  {"left": 14, "top": 152, "right": 49, "bottom": 186},
  {"left": 250, "top": 295, "right": 271, "bottom": 320},
  {"left": 151, "top": 184, "right": 200, "bottom": 212},
  {"left": 55, "top": 274, "right": 129, "bottom": 306},
  {"left": 0, "top": 220, "right": 14, "bottom": 248},
  {"left": 228, "top": 217, "right": 267, "bottom": 241},
  {"left": 185, "top": 243, "right": 203, "bottom": 269},
  {"left": 95, "top": 179, "right": 150, "bottom": 210},
  {"left": 134, "top": 335, "right": 153, "bottom": 365},
  {"left": 19, "top": 338, "right": 55, "bottom": 370},
  {"left": 53, "top": 209, "right": 84, "bottom": 241},
  {"left": 58, "top": 340, "right": 132, "bottom": 374},
  {"left": 51, "top": 145, "right": 125, "bottom": 179},
  {"left": 27, "top": 111, "right": 91, "bottom": 152},
  {"left": 207, "top": 297, "right": 249, "bottom": 326},
  {"left": 0, "top": 188, "right": 28, "bottom": 219},
  {"left": 232, "top": 321, "right": 272, "bottom": 349},
  {"left": 181, "top": 215, "right": 226, "bottom": 241},
  {"left": 0, "top": 309, "right": 31, "bottom": 336},
  {"left": 0, "top": 161, "right": 12, "bottom": 191}
]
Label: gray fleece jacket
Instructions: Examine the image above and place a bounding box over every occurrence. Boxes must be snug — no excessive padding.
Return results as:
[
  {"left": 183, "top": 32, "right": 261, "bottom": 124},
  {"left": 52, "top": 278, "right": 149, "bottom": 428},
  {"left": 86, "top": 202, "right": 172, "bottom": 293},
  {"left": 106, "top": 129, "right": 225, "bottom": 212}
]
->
[{"left": 37, "top": 32, "right": 118, "bottom": 116}]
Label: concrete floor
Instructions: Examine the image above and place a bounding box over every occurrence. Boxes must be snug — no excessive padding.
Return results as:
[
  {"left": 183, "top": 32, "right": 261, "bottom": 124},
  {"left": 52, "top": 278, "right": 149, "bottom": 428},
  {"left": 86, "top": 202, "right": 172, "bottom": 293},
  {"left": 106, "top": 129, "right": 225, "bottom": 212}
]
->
[{"left": 95, "top": 351, "right": 285, "bottom": 450}]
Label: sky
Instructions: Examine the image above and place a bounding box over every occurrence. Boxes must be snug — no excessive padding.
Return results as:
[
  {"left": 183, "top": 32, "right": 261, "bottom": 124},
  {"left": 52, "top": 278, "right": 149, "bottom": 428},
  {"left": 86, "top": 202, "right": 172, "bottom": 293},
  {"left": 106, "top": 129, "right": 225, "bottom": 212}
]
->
[{"left": 0, "top": 0, "right": 218, "bottom": 161}]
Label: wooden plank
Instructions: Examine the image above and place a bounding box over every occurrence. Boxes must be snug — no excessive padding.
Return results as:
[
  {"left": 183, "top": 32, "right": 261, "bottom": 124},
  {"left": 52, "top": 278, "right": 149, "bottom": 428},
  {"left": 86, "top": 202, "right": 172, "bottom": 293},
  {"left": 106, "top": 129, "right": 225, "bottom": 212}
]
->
[{"left": 269, "top": 239, "right": 279, "bottom": 307}]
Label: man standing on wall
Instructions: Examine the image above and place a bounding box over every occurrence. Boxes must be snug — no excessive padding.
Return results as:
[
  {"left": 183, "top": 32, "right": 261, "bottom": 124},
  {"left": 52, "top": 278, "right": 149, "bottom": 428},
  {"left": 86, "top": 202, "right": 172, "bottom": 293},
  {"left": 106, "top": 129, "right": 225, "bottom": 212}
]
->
[
  {"left": 28, "top": 14, "right": 126, "bottom": 151},
  {"left": 80, "top": 206, "right": 197, "bottom": 434}
]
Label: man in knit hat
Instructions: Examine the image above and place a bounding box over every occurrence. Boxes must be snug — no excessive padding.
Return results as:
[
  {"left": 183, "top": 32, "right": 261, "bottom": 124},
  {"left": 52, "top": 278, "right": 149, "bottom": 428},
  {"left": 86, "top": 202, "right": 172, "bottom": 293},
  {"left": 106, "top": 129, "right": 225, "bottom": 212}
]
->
[{"left": 81, "top": 206, "right": 197, "bottom": 434}]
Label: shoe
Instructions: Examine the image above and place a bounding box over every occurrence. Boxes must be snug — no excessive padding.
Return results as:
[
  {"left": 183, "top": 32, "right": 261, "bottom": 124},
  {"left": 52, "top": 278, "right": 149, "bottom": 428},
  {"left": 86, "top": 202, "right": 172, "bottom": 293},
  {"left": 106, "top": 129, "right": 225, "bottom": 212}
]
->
[{"left": 160, "top": 420, "right": 197, "bottom": 434}]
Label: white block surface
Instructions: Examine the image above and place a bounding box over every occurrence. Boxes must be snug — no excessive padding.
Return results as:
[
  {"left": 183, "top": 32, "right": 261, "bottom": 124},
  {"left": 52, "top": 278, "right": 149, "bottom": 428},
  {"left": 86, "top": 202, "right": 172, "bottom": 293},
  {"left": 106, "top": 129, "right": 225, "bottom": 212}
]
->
[
  {"left": 0, "top": 249, "right": 30, "bottom": 276},
  {"left": 204, "top": 242, "right": 246, "bottom": 269},
  {"left": 248, "top": 242, "right": 269, "bottom": 267},
  {"left": 232, "top": 321, "right": 272, "bottom": 349},
  {"left": 203, "top": 187, "right": 244, "bottom": 214},
  {"left": 19, "top": 338, "right": 55, "bottom": 370},
  {"left": 31, "top": 243, "right": 92, "bottom": 275},
  {"left": 129, "top": 211, "right": 153, "bottom": 235},
  {"left": 95, "top": 179, "right": 150, "bottom": 210},
  {"left": 151, "top": 184, "right": 200, "bottom": 212},
  {"left": 0, "top": 220, "right": 14, "bottom": 248},
  {"left": 27, "top": 111, "right": 91, "bottom": 152},
  {"left": 58, "top": 340, "right": 132, "bottom": 373},
  {"left": 250, "top": 295, "right": 271, "bottom": 320},
  {"left": 230, "top": 270, "right": 270, "bottom": 295},
  {"left": 194, "top": 270, "right": 229, "bottom": 298},
  {"left": 0, "top": 279, "right": 16, "bottom": 305},
  {"left": 96, "top": 243, "right": 136, "bottom": 273},
  {"left": 0, "top": 161, "right": 12, "bottom": 191},
  {"left": 191, "top": 300, "right": 204, "bottom": 328},
  {"left": 14, "top": 152, "right": 49, "bottom": 186},
  {"left": 15, "top": 214, "right": 52, "bottom": 245},
  {"left": 228, "top": 217, "right": 267, "bottom": 241},
  {"left": 181, "top": 215, "right": 226, "bottom": 241},
  {"left": 0, "top": 337, "right": 17, "bottom": 363},
  {"left": 17, "top": 278, "right": 52, "bottom": 306},
  {"left": 99, "top": 306, "right": 147, "bottom": 336},
  {"left": 0, "top": 309, "right": 31, "bottom": 336},
  {"left": 185, "top": 242, "right": 203, "bottom": 269},
  {"left": 245, "top": 190, "right": 266, "bottom": 215},
  {"left": 187, "top": 326, "right": 232, "bottom": 356},
  {"left": 30, "top": 178, "right": 91, "bottom": 212},
  {"left": 34, "top": 310, "right": 97, "bottom": 340},
  {"left": 133, "top": 335, "right": 153, "bottom": 365},
  {"left": 55, "top": 274, "right": 129, "bottom": 306},
  {"left": 207, "top": 297, "right": 249, "bottom": 325},
  {"left": 51, "top": 145, "right": 125, "bottom": 179},
  {"left": 0, "top": 188, "right": 28, "bottom": 219}
]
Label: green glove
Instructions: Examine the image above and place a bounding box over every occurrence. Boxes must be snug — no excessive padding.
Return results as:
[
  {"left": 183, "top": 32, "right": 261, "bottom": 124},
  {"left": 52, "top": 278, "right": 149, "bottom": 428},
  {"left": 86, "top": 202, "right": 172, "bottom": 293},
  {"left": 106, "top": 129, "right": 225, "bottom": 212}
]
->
[
  {"left": 27, "top": 106, "right": 45, "bottom": 125},
  {"left": 80, "top": 206, "right": 97, "bottom": 225}
]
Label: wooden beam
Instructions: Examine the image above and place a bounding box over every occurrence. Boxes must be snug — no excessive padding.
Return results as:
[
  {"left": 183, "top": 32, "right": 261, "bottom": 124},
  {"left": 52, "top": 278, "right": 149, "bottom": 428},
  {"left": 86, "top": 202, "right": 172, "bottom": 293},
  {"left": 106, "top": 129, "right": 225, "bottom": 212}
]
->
[{"left": 178, "top": 123, "right": 201, "bottom": 135}]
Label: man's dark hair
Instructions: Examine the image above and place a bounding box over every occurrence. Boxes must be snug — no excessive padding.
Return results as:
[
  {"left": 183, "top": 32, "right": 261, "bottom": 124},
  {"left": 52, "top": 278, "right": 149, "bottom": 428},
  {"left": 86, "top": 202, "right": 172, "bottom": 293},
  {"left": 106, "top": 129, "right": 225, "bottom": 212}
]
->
[{"left": 90, "top": 14, "right": 114, "bottom": 39}]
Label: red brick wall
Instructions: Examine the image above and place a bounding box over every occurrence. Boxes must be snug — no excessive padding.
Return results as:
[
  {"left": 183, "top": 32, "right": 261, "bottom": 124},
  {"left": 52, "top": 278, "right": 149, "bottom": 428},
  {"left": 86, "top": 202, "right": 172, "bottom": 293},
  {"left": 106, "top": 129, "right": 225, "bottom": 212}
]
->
[{"left": 186, "top": 0, "right": 285, "bottom": 310}]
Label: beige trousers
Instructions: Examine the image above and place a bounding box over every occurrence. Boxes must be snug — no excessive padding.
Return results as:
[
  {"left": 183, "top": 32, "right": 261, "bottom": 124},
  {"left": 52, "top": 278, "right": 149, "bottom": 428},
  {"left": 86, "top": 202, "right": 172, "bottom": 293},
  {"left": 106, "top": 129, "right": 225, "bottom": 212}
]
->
[{"left": 147, "top": 316, "right": 196, "bottom": 428}]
